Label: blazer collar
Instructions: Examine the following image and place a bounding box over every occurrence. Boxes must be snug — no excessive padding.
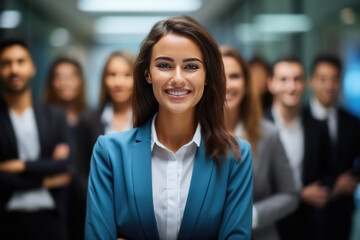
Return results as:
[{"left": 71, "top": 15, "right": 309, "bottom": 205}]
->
[{"left": 132, "top": 119, "right": 215, "bottom": 240}]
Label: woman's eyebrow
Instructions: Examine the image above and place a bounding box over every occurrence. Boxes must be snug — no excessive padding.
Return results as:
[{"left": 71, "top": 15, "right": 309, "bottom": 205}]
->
[
  {"left": 154, "top": 56, "right": 203, "bottom": 64},
  {"left": 183, "top": 58, "right": 203, "bottom": 64},
  {"left": 154, "top": 56, "right": 174, "bottom": 62}
]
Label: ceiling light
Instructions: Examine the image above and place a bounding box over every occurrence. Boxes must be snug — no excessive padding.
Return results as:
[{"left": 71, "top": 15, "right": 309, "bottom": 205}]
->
[
  {"left": 254, "top": 14, "right": 312, "bottom": 33},
  {"left": 78, "top": 0, "right": 202, "bottom": 12},
  {"left": 95, "top": 16, "right": 168, "bottom": 34},
  {"left": 50, "top": 28, "right": 70, "bottom": 47},
  {"left": 0, "top": 10, "right": 22, "bottom": 29}
]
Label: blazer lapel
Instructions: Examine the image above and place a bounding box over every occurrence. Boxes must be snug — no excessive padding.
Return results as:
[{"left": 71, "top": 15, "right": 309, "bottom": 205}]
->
[
  {"left": 131, "top": 121, "right": 159, "bottom": 240},
  {"left": 0, "top": 102, "right": 18, "bottom": 159},
  {"left": 33, "top": 103, "right": 46, "bottom": 157},
  {"left": 178, "top": 139, "right": 215, "bottom": 240}
]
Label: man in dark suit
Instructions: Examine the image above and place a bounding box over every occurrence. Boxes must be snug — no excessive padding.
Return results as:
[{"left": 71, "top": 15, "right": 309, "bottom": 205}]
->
[
  {"left": 265, "top": 56, "right": 331, "bottom": 240},
  {"left": 307, "top": 54, "right": 360, "bottom": 240},
  {"left": 0, "top": 38, "right": 72, "bottom": 240}
]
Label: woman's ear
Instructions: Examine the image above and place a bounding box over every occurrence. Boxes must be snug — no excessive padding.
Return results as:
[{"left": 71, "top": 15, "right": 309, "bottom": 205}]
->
[{"left": 145, "top": 70, "right": 152, "bottom": 84}]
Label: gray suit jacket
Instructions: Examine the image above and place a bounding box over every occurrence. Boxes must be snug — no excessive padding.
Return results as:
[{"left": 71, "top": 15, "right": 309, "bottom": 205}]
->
[{"left": 240, "top": 120, "right": 299, "bottom": 240}]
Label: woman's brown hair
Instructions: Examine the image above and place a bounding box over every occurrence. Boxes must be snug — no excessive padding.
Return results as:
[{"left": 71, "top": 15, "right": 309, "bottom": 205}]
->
[
  {"left": 220, "top": 46, "right": 262, "bottom": 154},
  {"left": 133, "top": 16, "right": 241, "bottom": 165},
  {"left": 44, "top": 58, "right": 86, "bottom": 113},
  {"left": 99, "top": 51, "right": 136, "bottom": 107}
]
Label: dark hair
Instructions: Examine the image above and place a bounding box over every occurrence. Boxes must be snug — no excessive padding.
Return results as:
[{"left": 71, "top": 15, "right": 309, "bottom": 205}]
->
[
  {"left": 100, "top": 51, "right": 136, "bottom": 107},
  {"left": 43, "top": 58, "right": 86, "bottom": 112},
  {"left": 271, "top": 55, "right": 302, "bottom": 76},
  {"left": 0, "top": 37, "right": 29, "bottom": 55},
  {"left": 133, "top": 16, "right": 241, "bottom": 164},
  {"left": 221, "top": 46, "right": 262, "bottom": 154},
  {"left": 249, "top": 56, "right": 271, "bottom": 75},
  {"left": 311, "top": 54, "right": 342, "bottom": 75}
]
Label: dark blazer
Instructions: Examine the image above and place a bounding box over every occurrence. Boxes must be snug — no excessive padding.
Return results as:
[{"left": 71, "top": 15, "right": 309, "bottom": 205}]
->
[
  {"left": 0, "top": 100, "right": 72, "bottom": 213},
  {"left": 75, "top": 108, "right": 105, "bottom": 186},
  {"left": 69, "top": 108, "right": 105, "bottom": 240},
  {"left": 264, "top": 107, "right": 331, "bottom": 240},
  {"left": 85, "top": 119, "right": 253, "bottom": 240},
  {"left": 306, "top": 106, "right": 360, "bottom": 240}
]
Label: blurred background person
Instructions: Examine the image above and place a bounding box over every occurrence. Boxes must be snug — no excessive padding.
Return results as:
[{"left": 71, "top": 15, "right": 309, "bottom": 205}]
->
[
  {"left": 0, "top": 38, "right": 72, "bottom": 240},
  {"left": 249, "top": 57, "right": 273, "bottom": 112},
  {"left": 266, "top": 56, "right": 331, "bottom": 240},
  {"left": 307, "top": 54, "right": 360, "bottom": 240},
  {"left": 43, "top": 58, "right": 86, "bottom": 129},
  {"left": 221, "top": 46, "right": 299, "bottom": 240},
  {"left": 43, "top": 57, "right": 87, "bottom": 239},
  {"left": 72, "top": 50, "right": 136, "bottom": 240}
]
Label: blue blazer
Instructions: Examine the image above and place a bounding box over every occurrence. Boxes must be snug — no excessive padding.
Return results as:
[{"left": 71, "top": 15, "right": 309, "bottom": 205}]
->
[{"left": 85, "top": 120, "right": 253, "bottom": 240}]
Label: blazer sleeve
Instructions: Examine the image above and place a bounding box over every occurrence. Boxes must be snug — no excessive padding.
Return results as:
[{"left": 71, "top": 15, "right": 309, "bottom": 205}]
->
[
  {"left": 218, "top": 140, "right": 253, "bottom": 240},
  {"left": 0, "top": 170, "right": 42, "bottom": 191},
  {"left": 24, "top": 107, "right": 73, "bottom": 176},
  {"left": 85, "top": 136, "right": 117, "bottom": 240},
  {"left": 254, "top": 132, "right": 300, "bottom": 229}
]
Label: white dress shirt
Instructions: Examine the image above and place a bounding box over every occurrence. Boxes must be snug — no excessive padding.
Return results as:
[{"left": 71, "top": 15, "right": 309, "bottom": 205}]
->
[
  {"left": 151, "top": 115, "right": 201, "bottom": 240},
  {"left": 310, "top": 97, "right": 338, "bottom": 144},
  {"left": 6, "top": 108, "right": 55, "bottom": 211},
  {"left": 272, "top": 106, "right": 304, "bottom": 190},
  {"left": 100, "top": 102, "right": 133, "bottom": 135}
]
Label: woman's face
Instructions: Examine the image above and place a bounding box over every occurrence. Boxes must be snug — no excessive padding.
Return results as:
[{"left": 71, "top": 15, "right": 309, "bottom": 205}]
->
[
  {"left": 148, "top": 33, "right": 206, "bottom": 115},
  {"left": 104, "top": 56, "right": 134, "bottom": 105},
  {"left": 223, "top": 56, "right": 246, "bottom": 112},
  {"left": 250, "top": 63, "right": 269, "bottom": 95},
  {"left": 53, "top": 62, "right": 82, "bottom": 102}
]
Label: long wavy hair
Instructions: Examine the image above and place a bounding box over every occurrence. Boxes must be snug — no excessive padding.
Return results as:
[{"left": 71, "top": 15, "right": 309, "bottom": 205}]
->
[
  {"left": 99, "top": 51, "right": 136, "bottom": 107},
  {"left": 133, "top": 16, "right": 241, "bottom": 165},
  {"left": 44, "top": 58, "right": 86, "bottom": 113},
  {"left": 220, "top": 46, "right": 262, "bottom": 154}
]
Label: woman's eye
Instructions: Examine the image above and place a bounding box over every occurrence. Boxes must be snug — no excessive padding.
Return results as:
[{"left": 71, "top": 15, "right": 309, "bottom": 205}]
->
[
  {"left": 107, "top": 72, "right": 116, "bottom": 77},
  {"left": 185, "top": 64, "right": 199, "bottom": 70},
  {"left": 156, "top": 63, "right": 171, "bottom": 69},
  {"left": 230, "top": 73, "right": 241, "bottom": 79}
]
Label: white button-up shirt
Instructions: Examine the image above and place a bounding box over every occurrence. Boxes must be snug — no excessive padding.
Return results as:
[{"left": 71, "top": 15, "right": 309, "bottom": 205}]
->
[
  {"left": 151, "top": 115, "right": 201, "bottom": 240},
  {"left": 310, "top": 97, "right": 337, "bottom": 144},
  {"left": 272, "top": 106, "right": 304, "bottom": 190}
]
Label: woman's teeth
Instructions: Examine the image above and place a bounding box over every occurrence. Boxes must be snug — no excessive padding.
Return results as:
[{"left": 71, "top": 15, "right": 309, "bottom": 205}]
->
[{"left": 166, "top": 90, "right": 190, "bottom": 96}]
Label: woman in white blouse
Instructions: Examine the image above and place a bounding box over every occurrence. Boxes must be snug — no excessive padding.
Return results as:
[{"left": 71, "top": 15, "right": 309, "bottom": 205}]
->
[
  {"left": 73, "top": 51, "right": 136, "bottom": 240},
  {"left": 221, "top": 46, "right": 299, "bottom": 240},
  {"left": 85, "top": 16, "right": 253, "bottom": 240}
]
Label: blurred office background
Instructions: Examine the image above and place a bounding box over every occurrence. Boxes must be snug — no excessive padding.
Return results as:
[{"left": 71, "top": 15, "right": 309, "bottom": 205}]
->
[
  {"left": 1, "top": 0, "right": 360, "bottom": 239},
  {"left": 1, "top": 0, "right": 360, "bottom": 114}
]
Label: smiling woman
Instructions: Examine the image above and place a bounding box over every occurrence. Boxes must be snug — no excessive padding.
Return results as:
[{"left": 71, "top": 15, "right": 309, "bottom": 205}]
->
[{"left": 85, "top": 16, "right": 253, "bottom": 240}]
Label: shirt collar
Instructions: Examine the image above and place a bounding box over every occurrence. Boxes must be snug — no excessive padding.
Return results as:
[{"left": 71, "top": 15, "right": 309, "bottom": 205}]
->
[
  {"left": 310, "top": 97, "right": 336, "bottom": 120},
  {"left": 150, "top": 113, "right": 201, "bottom": 151},
  {"left": 271, "top": 105, "right": 302, "bottom": 131}
]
